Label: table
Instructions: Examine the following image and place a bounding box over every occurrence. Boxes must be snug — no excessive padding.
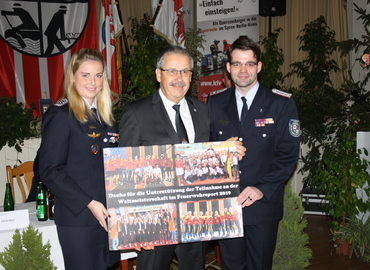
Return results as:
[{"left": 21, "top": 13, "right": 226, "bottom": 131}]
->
[
  {"left": 0, "top": 202, "right": 64, "bottom": 269},
  {"left": 0, "top": 203, "right": 137, "bottom": 270}
]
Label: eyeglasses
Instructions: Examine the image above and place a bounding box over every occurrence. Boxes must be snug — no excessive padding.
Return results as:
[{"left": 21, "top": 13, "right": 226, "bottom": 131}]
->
[
  {"left": 230, "top": 62, "right": 258, "bottom": 68},
  {"left": 159, "top": 68, "right": 193, "bottom": 77}
]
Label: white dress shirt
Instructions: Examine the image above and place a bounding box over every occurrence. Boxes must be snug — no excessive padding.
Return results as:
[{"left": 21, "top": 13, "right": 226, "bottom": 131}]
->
[
  {"left": 235, "top": 82, "right": 259, "bottom": 120},
  {"left": 159, "top": 89, "right": 195, "bottom": 143}
]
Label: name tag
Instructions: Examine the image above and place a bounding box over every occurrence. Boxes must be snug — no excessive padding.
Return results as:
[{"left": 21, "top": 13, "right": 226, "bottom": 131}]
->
[{"left": 0, "top": 209, "right": 30, "bottom": 231}]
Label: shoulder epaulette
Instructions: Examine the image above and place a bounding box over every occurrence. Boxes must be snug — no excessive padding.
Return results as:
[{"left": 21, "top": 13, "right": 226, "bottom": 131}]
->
[
  {"left": 54, "top": 98, "right": 68, "bottom": 107},
  {"left": 272, "top": 88, "right": 292, "bottom": 98},
  {"left": 209, "top": 87, "right": 228, "bottom": 96}
]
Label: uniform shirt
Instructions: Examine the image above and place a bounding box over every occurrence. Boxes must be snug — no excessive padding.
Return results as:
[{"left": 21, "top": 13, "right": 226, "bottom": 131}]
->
[{"left": 235, "top": 82, "right": 258, "bottom": 120}]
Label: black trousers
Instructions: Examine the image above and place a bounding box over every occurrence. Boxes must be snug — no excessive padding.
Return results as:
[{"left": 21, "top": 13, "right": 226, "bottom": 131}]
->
[
  {"left": 136, "top": 241, "right": 207, "bottom": 270},
  {"left": 219, "top": 221, "right": 279, "bottom": 270}
]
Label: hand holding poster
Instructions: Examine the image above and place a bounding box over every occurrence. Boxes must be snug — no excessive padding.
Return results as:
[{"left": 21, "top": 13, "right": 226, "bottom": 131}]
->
[{"left": 103, "top": 141, "right": 243, "bottom": 250}]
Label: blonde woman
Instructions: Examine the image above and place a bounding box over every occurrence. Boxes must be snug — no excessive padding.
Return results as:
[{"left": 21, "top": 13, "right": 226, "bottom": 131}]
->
[{"left": 39, "top": 48, "right": 120, "bottom": 270}]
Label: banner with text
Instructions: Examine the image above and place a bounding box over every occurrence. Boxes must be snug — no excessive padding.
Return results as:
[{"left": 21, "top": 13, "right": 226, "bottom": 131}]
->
[
  {"left": 104, "top": 141, "right": 242, "bottom": 250},
  {"left": 197, "top": 0, "right": 259, "bottom": 102}
]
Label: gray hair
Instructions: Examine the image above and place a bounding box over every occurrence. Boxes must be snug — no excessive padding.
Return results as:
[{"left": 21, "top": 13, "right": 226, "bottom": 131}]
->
[{"left": 156, "top": 45, "right": 194, "bottom": 69}]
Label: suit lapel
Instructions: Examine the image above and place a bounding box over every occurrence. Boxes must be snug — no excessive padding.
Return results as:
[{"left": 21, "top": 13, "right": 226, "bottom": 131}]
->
[
  {"left": 246, "top": 86, "right": 267, "bottom": 125},
  {"left": 185, "top": 97, "right": 200, "bottom": 142},
  {"left": 151, "top": 91, "right": 179, "bottom": 141}
]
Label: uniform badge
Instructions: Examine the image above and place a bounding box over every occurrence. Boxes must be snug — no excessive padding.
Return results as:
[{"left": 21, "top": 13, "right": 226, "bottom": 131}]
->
[
  {"left": 91, "top": 144, "right": 99, "bottom": 154},
  {"left": 88, "top": 132, "right": 101, "bottom": 138},
  {"left": 289, "top": 119, "right": 301, "bottom": 137},
  {"left": 255, "top": 118, "right": 274, "bottom": 127},
  {"left": 108, "top": 132, "right": 119, "bottom": 143}
]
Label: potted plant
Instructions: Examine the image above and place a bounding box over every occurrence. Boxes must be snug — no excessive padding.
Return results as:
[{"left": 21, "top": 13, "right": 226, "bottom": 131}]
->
[
  {"left": 259, "top": 27, "right": 285, "bottom": 89},
  {"left": 0, "top": 96, "right": 39, "bottom": 154},
  {"left": 312, "top": 114, "right": 370, "bottom": 226},
  {"left": 285, "top": 16, "right": 345, "bottom": 187},
  {"left": 333, "top": 216, "right": 370, "bottom": 262}
]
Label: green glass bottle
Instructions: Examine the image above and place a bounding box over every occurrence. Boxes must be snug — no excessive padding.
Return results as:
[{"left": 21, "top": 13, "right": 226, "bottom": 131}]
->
[
  {"left": 36, "top": 182, "right": 47, "bottom": 221},
  {"left": 4, "top": 183, "right": 14, "bottom": 211}
]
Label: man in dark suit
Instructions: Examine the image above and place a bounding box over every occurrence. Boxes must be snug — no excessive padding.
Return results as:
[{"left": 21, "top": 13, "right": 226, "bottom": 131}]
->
[
  {"left": 208, "top": 36, "right": 301, "bottom": 269},
  {"left": 119, "top": 219, "right": 129, "bottom": 247},
  {"left": 119, "top": 45, "right": 209, "bottom": 270}
]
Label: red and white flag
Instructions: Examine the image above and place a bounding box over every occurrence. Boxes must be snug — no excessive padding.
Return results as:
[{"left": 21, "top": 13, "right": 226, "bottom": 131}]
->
[
  {"left": 99, "top": 0, "right": 122, "bottom": 98},
  {"left": 152, "top": 0, "right": 185, "bottom": 47},
  {"left": 0, "top": 0, "right": 98, "bottom": 116}
]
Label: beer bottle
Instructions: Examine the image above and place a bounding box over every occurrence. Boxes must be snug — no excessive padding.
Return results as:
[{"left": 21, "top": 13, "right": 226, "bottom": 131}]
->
[
  {"left": 4, "top": 183, "right": 14, "bottom": 211},
  {"left": 36, "top": 182, "right": 47, "bottom": 221},
  {"left": 47, "top": 189, "right": 54, "bottom": 220}
]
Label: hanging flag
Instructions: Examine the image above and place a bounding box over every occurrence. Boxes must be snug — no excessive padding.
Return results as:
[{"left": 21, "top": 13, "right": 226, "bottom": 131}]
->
[
  {"left": 0, "top": 0, "right": 98, "bottom": 116},
  {"left": 115, "top": 34, "right": 123, "bottom": 98},
  {"left": 99, "top": 0, "right": 123, "bottom": 98},
  {"left": 152, "top": 0, "right": 185, "bottom": 47}
]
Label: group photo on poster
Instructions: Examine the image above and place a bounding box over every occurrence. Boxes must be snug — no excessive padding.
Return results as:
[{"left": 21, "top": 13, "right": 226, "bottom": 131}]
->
[{"left": 103, "top": 141, "right": 243, "bottom": 250}]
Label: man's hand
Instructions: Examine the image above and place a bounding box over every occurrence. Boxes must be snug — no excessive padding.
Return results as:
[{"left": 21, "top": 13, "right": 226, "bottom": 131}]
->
[
  {"left": 87, "top": 200, "right": 109, "bottom": 232},
  {"left": 237, "top": 186, "right": 263, "bottom": 207},
  {"left": 134, "top": 245, "right": 155, "bottom": 251},
  {"left": 226, "top": 137, "right": 246, "bottom": 160}
]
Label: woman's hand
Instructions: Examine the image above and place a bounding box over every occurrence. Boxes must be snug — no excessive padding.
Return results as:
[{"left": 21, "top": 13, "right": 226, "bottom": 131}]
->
[{"left": 87, "top": 200, "right": 109, "bottom": 232}]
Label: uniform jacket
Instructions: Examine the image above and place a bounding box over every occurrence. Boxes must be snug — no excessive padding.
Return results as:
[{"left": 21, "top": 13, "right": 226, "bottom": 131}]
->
[
  {"left": 119, "top": 90, "right": 210, "bottom": 147},
  {"left": 208, "top": 85, "right": 300, "bottom": 225},
  {"left": 39, "top": 101, "right": 117, "bottom": 227}
]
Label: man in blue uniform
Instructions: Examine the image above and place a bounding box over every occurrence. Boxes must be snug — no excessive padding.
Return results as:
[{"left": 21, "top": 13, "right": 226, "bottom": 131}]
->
[{"left": 208, "top": 36, "right": 301, "bottom": 270}]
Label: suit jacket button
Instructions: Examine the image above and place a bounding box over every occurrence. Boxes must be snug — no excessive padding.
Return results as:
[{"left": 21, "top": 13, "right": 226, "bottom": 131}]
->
[
  {"left": 103, "top": 138, "right": 108, "bottom": 142},
  {"left": 263, "top": 134, "right": 267, "bottom": 137},
  {"left": 219, "top": 131, "right": 223, "bottom": 135}
]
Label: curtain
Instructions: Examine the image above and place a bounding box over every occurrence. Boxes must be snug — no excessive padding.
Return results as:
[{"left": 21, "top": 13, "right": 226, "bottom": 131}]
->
[
  {"left": 259, "top": 0, "right": 349, "bottom": 89},
  {"left": 115, "top": 0, "right": 348, "bottom": 89},
  {"left": 116, "top": 0, "right": 152, "bottom": 52}
]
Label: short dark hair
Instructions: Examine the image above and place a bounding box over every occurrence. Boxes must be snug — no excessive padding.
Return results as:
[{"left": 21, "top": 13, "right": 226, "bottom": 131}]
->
[
  {"left": 156, "top": 45, "right": 194, "bottom": 69},
  {"left": 227, "top": 36, "right": 261, "bottom": 63}
]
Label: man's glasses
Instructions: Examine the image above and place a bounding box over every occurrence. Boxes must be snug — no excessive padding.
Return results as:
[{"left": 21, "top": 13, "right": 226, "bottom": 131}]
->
[
  {"left": 230, "top": 62, "right": 258, "bottom": 68},
  {"left": 160, "top": 68, "right": 193, "bottom": 77}
]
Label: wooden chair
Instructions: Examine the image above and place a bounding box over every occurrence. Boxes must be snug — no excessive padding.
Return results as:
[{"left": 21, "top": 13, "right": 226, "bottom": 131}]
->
[{"left": 6, "top": 161, "right": 34, "bottom": 203}]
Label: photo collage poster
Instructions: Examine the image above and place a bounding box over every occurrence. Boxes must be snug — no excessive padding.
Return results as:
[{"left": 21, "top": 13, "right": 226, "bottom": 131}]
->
[{"left": 103, "top": 141, "right": 243, "bottom": 250}]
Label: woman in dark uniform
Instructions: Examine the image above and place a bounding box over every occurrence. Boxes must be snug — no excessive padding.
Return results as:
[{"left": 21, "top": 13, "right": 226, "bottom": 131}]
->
[{"left": 38, "top": 48, "right": 120, "bottom": 270}]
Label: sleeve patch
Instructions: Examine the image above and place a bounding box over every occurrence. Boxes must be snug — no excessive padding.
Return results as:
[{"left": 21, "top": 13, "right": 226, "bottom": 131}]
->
[{"left": 289, "top": 119, "right": 301, "bottom": 137}]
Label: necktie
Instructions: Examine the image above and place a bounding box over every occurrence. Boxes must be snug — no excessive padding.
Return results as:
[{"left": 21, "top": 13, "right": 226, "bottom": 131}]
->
[
  {"left": 240, "top": 97, "right": 248, "bottom": 123},
  {"left": 91, "top": 107, "right": 100, "bottom": 123},
  {"left": 172, "top": 104, "right": 189, "bottom": 143}
]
